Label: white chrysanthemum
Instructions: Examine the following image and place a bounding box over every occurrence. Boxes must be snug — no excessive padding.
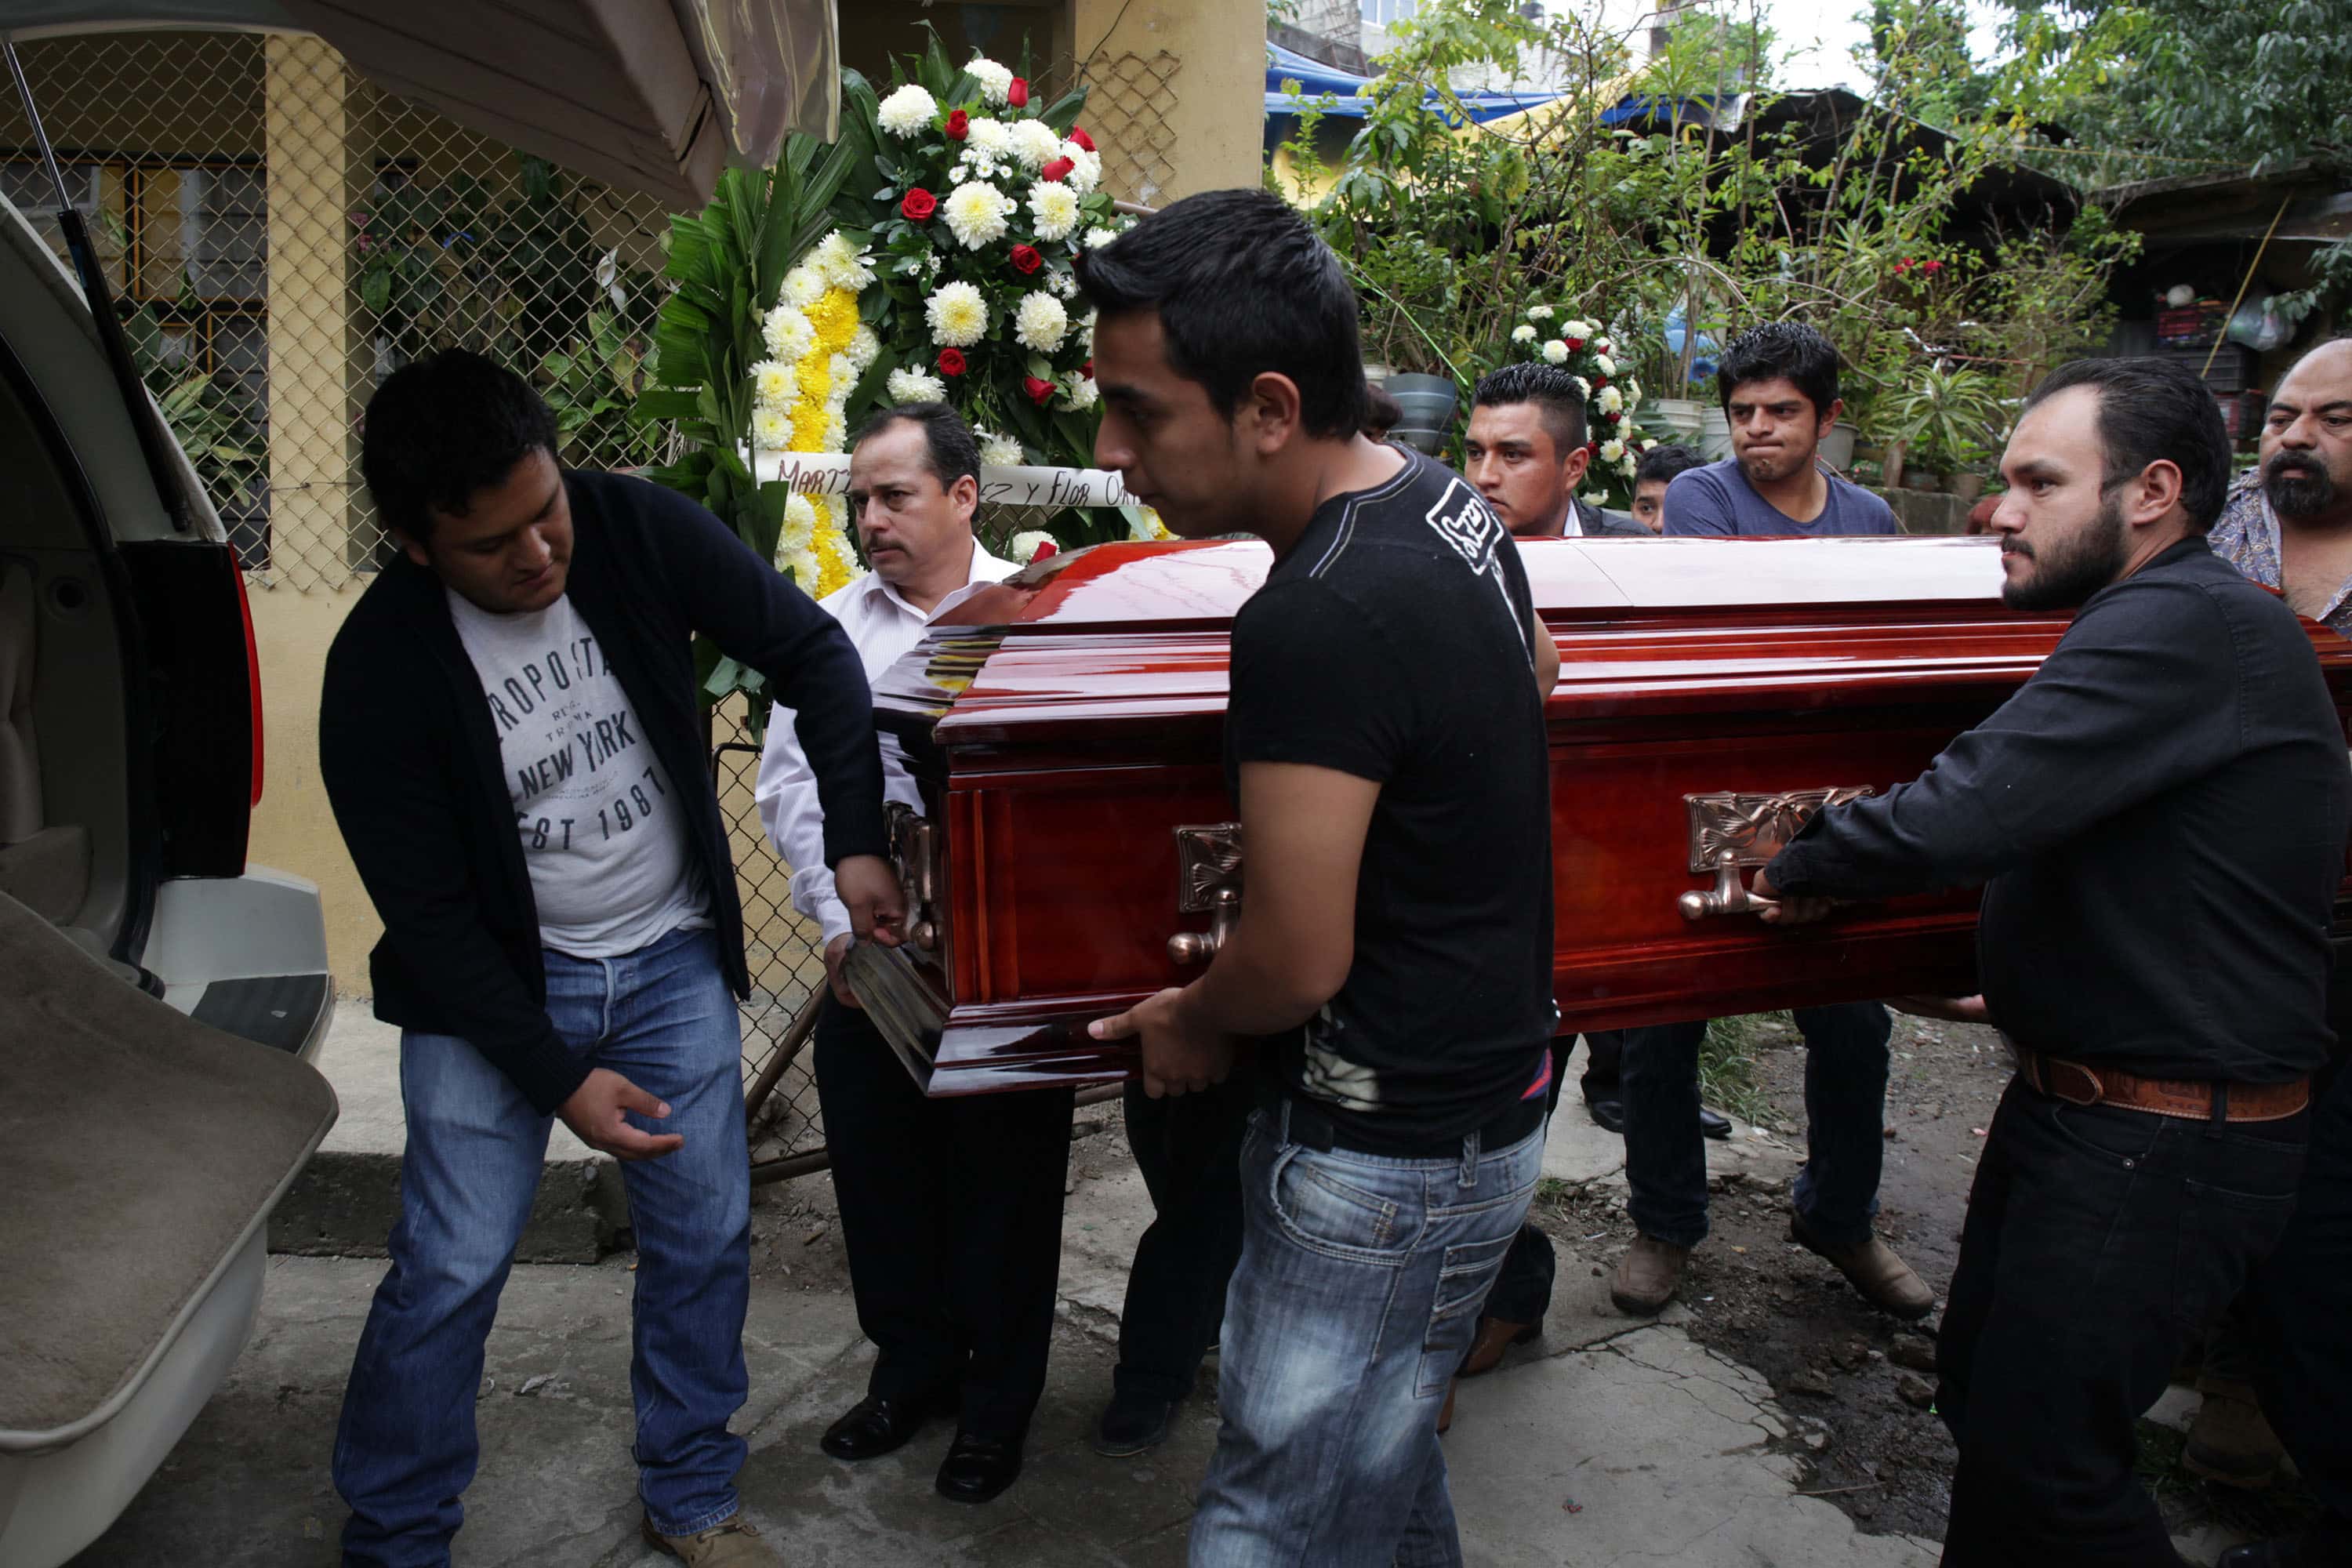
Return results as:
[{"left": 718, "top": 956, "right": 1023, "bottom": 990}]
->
[
  {"left": 886, "top": 367, "right": 949, "bottom": 405},
  {"left": 1619, "top": 454, "right": 1640, "bottom": 478},
  {"left": 846, "top": 325, "right": 881, "bottom": 372},
  {"left": 1598, "top": 385, "right": 1625, "bottom": 414},
  {"left": 1571, "top": 375, "right": 1592, "bottom": 397},
  {"left": 1014, "top": 291, "right": 1068, "bottom": 352},
  {"left": 1008, "top": 528, "right": 1059, "bottom": 563},
  {"left": 1627, "top": 377, "right": 1642, "bottom": 402},
  {"left": 812, "top": 231, "right": 874, "bottom": 292},
  {"left": 877, "top": 83, "right": 939, "bottom": 138},
  {"left": 1078, "top": 308, "right": 1096, "bottom": 351},
  {"left": 1060, "top": 143, "right": 1102, "bottom": 194},
  {"left": 1595, "top": 336, "right": 1613, "bottom": 355},
  {"left": 965, "top": 56, "right": 1014, "bottom": 106},
  {"left": 762, "top": 304, "right": 815, "bottom": 363},
  {"left": 1580, "top": 488, "right": 1610, "bottom": 507},
  {"left": 1010, "top": 118, "right": 1062, "bottom": 171},
  {"left": 1058, "top": 370, "right": 1099, "bottom": 411},
  {"left": 942, "top": 181, "right": 1014, "bottom": 249},
  {"left": 1595, "top": 353, "right": 1617, "bottom": 377},
  {"left": 752, "top": 358, "right": 800, "bottom": 408},
  {"left": 924, "top": 280, "right": 988, "bottom": 346},
  {"left": 1029, "top": 182, "right": 1081, "bottom": 242},
  {"left": 1599, "top": 438, "right": 1627, "bottom": 463},
  {"left": 964, "top": 115, "right": 1014, "bottom": 158},
  {"left": 781, "top": 492, "right": 818, "bottom": 553},
  {"left": 1047, "top": 270, "right": 1077, "bottom": 299},
  {"left": 751, "top": 406, "right": 790, "bottom": 449},
  {"left": 1541, "top": 339, "right": 1569, "bottom": 365},
  {"left": 1510, "top": 325, "right": 1537, "bottom": 343},
  {"left": 1562, "top": 318, "right": 1595, "bottom": 338},
  {"left": 785, "top": 547, "right": 821, "bottom": 589},
  {"left": 822, "top": 407, "right": 847, "bottom": 449},
  {"left": 1639, "top": 437, "right": 1657, "bottom": 452},
  {"left": 1526, "top": 304, "right": 1555, "bottom": 321},
  {"left": 781, "top": 265, "right": 825, "bottom": 309},
  {"left": 949, "top": 163, "right": 971, "bottom": 186},
  {"left": 1084, "top": 226, "right": 1121, "bottom": 250},
  {"left": 978, "top": 431, "right": 1025, "bottom": 467}
]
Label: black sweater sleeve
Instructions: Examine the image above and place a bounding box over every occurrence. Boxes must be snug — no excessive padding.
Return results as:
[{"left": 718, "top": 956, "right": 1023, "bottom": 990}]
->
[
  {"left": 641, "top": 485, "right": 888, "bottom": 867},
  {"left": 318, "top": 627, "right": 590, "bottom": 1116}
]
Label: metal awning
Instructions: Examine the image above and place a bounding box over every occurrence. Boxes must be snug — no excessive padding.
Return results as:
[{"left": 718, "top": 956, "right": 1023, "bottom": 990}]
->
[{"left": 2, "top": 0, "right": 837, "bottom": 209}]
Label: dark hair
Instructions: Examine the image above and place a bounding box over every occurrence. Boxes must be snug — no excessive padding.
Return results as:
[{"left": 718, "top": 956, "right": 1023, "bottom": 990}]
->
[
  {"left": 848, "top": 401, "right": 982, "bottom": 492},
  {"left": 2023, "top": 358, "right": 2232, "bottom": 532},
  {"left": 1472, "top": 362, "right": 1589, "bottom": 456},
  {"left": 1635, "top": 443, "right": 1706, "bottom": 488},
  {"left": 1363, "top": 383, "right": 1404, "bottom": 439},
  {"left": 360, "top": 349, "right": 558, "bottom": 539},
  {"left": 1715, "top": 322, "right": 1841, "bottom": 417},
  {"left": 1076, "top": 188, "right": 1368, "bottom": 440}
]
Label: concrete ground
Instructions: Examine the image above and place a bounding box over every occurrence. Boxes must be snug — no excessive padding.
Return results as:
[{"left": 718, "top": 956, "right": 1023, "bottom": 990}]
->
[{"left": 70, "top": 1033, "right": 2245, "bottom": 1566}]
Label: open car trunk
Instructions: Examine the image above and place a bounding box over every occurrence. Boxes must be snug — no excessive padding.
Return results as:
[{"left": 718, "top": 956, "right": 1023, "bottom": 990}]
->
[{"left": 0, "top": 890, "right": 336, "bottom": 1566}]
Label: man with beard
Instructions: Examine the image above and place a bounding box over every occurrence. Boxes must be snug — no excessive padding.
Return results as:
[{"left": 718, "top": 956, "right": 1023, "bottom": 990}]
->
[
  {"left": 1610, "top": 322, "right": 1919, "bottom": 1323},
  {"left": 1751, "top": 358, "right": 2347, "bottom": 1565},
  {"left": 2201, "top": 337, "right": 2352, "bottom": 1568}
]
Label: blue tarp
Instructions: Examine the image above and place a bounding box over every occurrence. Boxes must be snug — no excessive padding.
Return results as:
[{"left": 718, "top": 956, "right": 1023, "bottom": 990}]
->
[{"left": 1265, "top": 42, "right": 1559, "bottom": 124}]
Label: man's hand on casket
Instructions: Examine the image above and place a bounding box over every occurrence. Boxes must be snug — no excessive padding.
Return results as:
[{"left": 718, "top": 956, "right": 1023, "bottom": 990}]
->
[
  {"left": 823, "top": 932, "right": 861, "bottom": 1009},
  {"left": 1750, "top": 866, "right": 1837, "bottom": 926},
  {"left": 1888, "top": 994, "right": 1992, "bottom": 1026},
  {"left": 1090, "top": 987, "right": 1236, "bottom": 1098},
  {"left": 836, "top": 854, "right": 906, "bottom": 946}
]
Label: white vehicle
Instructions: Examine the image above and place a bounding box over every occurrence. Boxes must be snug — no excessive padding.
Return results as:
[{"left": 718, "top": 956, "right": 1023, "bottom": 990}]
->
[{"left": 0, "top": 6, "right": 827, "bottom": 1562}]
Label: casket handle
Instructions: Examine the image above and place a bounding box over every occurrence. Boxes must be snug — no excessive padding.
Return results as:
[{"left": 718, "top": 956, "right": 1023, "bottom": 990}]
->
[
  {"left": 1168, "top": 886, "right": 1240, "bottom": 964},
  {"left": 1678, "top": 850, "right": 1779, "bottom": 920}
]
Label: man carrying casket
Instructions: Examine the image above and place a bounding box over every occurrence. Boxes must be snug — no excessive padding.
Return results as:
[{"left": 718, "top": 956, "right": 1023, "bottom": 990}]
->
[{"left": 1754, "top": 358, "right": 2350, "bottom": 1565}]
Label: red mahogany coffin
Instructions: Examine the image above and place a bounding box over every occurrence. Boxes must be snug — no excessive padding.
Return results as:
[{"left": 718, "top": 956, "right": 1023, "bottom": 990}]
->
[{"left": 859, "top": 535, "right": 2352, "bottom": 1095}]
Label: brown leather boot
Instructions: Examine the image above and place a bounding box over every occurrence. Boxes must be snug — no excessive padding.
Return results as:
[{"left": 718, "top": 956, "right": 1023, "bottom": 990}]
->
[
  {"left": 1610, "top": 1234, "right": 1689, "bottom": 1316},
  {"left": 2185, "top": 1385, "right": 2286, "bottom": 1490},
  {"left": 1458, "top": 1314, "right": 1540, "bottom": 1378},
  {"left": 1437, "top": 1378, "right": 1456, "bottom": 1435},
  {"left": 1788, "top": 1216, "right": 1935, "bottom": 1320}
]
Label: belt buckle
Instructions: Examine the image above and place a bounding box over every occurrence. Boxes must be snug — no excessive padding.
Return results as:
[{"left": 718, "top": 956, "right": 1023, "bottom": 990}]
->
[{"left": 2048, "top": 1060, "right": 2104, "bottom": 1107}]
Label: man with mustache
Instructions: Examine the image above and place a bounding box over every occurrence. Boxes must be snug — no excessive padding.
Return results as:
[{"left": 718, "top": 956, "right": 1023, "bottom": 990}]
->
[
  {"left": 1752, "top": 358, "right": 2348, "bottom": 1565},
  {"left": 2199, "top": 337, "right": 2352, "bottom": 1568}
]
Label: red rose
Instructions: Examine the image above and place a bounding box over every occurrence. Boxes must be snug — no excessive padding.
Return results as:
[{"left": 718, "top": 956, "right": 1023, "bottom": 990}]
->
[
  {"left": 1594, "top": 376, "right": 1610, "bottom": 390},
  {"left": 901, "top": 187, "right": 937, "bottom": 222},
  {"left": 1023, "top": 375, "right": 1057, "bottom": 406},
  {"left": 1040, "top": 156, "right": 1075, "bottom": 183},
  {"left": 1009, "top": 244, "right": 1043, "bottom": 275},
  {"left": 1029, "top": 537, "right": 1057, "bottom": 561},
  {"left": 945, "top": 109, "right": 970, "bottom": 140},
  {"left": 1565, "top": 337, "right": 1584, "bottom": 352},
  {"left": 1008, "top": 77, "right": 1029, "bottom": 108},
  {"left": 1606, "top": 410, "right": 1623, "bottom": 423},
  {"left": 1069, "top": 125, "right": 1097, "bottom": 152},
  {"left": 1082, "top": 358, "right": 1094, "bottom": 379},
  {"left": 938, "top": 347, "right": 967, "bottom": 377}
]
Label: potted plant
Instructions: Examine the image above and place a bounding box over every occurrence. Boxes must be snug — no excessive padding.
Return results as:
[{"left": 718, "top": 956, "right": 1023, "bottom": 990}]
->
[{"left": 1889, "top": 364, "right": 2005, "bottom": 499}]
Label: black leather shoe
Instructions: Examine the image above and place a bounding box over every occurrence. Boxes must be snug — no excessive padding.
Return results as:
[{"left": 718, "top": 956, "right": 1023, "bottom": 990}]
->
[
  {"left": 1586, "top": 1096, "right": 1626, "bottom": 1134},
  {"left": 935, "top": 1429, "right": 1024, "bottom": 1504},
  {"left": 1699, "top": 1105, "right": 1733, "bottom": 1140},
  {"left": 1093, "top": 1390, "right": 1178, "bottom": 1457},
  {"left": 820, "top": 1395, "right": 934, "bottom": 1461}
]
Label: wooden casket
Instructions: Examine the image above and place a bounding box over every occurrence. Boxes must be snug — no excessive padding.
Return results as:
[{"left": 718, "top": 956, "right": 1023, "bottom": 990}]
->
[{"left": 853, "top": 534, "right": 2352, "bottom": 1095}]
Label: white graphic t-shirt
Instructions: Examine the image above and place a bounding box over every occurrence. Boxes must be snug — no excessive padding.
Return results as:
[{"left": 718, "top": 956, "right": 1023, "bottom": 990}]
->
[{"left": 445, "top": 590, "right": 708, "bottom": 957}]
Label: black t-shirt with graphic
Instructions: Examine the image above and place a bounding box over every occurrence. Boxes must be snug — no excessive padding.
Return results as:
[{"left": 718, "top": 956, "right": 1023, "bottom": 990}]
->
[{"left": 1224, "top": 448, "right": 1556, "bottom": 1149}]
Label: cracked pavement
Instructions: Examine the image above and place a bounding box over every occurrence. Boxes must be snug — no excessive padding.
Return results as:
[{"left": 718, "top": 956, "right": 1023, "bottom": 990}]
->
[{"left": 75, "top": 1112, "right": 1948, "bottom": 1566}]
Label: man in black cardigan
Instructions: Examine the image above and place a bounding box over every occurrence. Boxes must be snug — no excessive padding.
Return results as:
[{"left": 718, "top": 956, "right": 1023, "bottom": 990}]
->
[{"left": 321, "top": 351, "right": 898, "bottom": 1568}]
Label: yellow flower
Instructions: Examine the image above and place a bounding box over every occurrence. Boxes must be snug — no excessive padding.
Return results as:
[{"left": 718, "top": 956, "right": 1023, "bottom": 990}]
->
[
  {"left": 789, "top": 400, "right": 829, "bottom": 450},
  {"left": 812, "top": 525, "right": 855, "bottom": 598},
  {"left": 809, "top": 288, "right": 860, "bottom": 353},
  {"left": 797, "top": 356, "right": 833, "bottom": 408}
]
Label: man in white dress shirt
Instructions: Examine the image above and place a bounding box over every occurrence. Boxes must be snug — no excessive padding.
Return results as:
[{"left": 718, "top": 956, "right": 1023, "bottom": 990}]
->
[{"left": 753, "top": 404, "right": 1073, "bottom": 1507}]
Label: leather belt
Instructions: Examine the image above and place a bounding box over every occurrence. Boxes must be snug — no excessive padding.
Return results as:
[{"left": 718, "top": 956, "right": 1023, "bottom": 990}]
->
[
  {"left": 2013, "top": 1047, "right": 2310, "bottom": 1123},
  {"left": 1277, "top": 1091, "right": 1546, "bottom": 1159}
]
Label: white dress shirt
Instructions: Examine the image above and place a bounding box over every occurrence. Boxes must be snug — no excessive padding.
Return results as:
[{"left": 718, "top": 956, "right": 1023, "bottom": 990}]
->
[{"left": 754, "top": 539, "right": 1018, "bottom": 946}]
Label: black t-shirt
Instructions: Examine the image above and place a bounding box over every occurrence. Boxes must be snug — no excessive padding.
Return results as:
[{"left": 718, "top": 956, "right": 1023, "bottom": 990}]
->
[{"left": 1224, "top": 448, "right": 1557, "bottom": 1148}]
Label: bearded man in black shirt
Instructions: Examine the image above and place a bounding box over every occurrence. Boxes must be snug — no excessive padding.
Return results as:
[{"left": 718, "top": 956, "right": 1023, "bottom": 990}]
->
[
  {"left": 1755, "top": 358, "right": 2350, "bottom": 1566},
  {"left": 1080, "top": 190, "right": 1559, "bottom": 1566}
]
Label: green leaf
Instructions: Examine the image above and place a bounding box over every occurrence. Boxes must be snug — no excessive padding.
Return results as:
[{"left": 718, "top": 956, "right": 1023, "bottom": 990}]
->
[{"left": 633, "top": 388, "right": 704, "bottom": 422}]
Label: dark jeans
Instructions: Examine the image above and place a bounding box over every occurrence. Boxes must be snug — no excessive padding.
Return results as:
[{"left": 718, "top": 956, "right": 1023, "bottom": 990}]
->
[
  {"left": 1622, "top": 1003, "right": 1891, "bottom": 1250},
  {"left": 1938, "top": 1077, "right": 2307, "bottom": 1566},
  {"left": 2245, "top": 1058, "right": 2352, "bottom": 1559},
  {"left": 1113, "top": 1070, "right": 1254, "bottom": 1403},
  {"left": 1578, "top": 1029, "right": 1628, "bottom": 1100},
  {"left": 814, "top": 997, "right": 1074, "bottom": 1439}
]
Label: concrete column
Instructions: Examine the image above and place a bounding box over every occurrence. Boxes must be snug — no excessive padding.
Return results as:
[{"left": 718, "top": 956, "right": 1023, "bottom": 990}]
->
[
  {"left": 1063, "top": 0, "right": 1264, "bottom": 202},
  {"left": 262, "top": 33, "right": 363, "bottom": 582}
]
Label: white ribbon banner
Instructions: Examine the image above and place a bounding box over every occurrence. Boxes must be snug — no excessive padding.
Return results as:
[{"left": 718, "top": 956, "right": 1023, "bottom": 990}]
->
[{"left": 757, "top": 448, "right": 1140, "bottom": 511}]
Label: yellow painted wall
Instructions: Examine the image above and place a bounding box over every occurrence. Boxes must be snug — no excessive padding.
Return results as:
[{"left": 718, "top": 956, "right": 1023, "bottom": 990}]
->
[{"left": 1065, "top": 0, "right": 1266, "bottom": 201}]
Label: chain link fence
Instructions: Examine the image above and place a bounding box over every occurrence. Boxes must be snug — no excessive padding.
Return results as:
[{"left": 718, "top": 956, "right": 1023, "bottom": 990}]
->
[{"left": 0, "top": 28, "right": 1181, "bottom": 1171}]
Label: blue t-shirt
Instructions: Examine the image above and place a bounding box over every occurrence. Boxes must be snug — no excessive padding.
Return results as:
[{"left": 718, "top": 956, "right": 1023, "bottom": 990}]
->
[{"left": 1662, "top": 458, "right": 1898, "bottom": 536}]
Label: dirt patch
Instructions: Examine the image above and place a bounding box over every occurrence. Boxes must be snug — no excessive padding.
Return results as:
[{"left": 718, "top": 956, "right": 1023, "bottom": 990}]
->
[{"left": 1531, "top": 1014, "right": 2328, "bottom": 1547}]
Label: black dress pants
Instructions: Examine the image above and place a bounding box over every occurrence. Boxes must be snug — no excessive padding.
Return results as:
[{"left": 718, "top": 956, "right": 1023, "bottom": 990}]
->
[
  {"left": 2245, "top": 1057, "right": 2352, "bottom": 1561},
  {"left": 1482, "top": 1035, "right": 1577, "bottom": 1326},
  {"left": 1937, "top": 1076, "right": 2307, "bottom": 1566},
  {"left": 814, "top": 997, "right": 1074, "bottom": 1439},
  {"left": 1110, "top": 1069, "right": 1254, "bottom": 1404}
]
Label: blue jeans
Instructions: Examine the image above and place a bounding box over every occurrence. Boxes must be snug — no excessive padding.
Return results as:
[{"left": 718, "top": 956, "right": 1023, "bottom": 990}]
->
[
  {"left": 333, "top": 927, "right": 751, "bottom": 1566},
  {"left": 1189, "top": 1102, "right": 1544, "bottom": 1568},
  {"left": 1621, "top": 1002, "right": 1890, "bottom": 1249}
]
